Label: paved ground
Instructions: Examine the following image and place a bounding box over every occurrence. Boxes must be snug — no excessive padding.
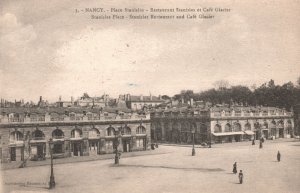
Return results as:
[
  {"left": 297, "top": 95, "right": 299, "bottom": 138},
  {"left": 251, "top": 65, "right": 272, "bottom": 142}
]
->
[{"left": 1, "top": 139, "right": 300, "bottom": 193}]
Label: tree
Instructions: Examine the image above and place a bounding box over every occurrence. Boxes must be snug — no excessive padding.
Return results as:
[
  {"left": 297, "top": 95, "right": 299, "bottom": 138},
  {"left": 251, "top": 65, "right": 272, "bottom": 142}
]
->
[
  {"left": 82, "top": 92, "right": 90, "bottom": 99},
  {"left": 161, "top": 95, "right": 171, "bottom": 100},
  {"left": 213, "top": 80, "right": 230, "bottom": 90}
]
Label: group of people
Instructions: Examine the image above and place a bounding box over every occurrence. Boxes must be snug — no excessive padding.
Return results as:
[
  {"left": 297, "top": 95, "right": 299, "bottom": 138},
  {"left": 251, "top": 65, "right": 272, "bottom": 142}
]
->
[
  {"left": 252, "top": 137, "right": 265, "bottom": 148},
  {"left": 233, "top": 138, "right": 282, "bottom": 184},
  {"left": 232, "top": 162, "right": 243, "bottom": 184}
]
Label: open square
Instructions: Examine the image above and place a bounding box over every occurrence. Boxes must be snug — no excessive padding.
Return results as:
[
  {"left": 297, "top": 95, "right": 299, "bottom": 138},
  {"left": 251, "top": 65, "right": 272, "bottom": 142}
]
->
[{"left": 2, "top": 139, "right": 300, "bottom": 193}]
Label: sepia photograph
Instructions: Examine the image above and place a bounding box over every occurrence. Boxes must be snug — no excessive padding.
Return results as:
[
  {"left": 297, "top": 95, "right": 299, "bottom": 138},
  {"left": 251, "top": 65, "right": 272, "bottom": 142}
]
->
[{"left": 0, "top": 0, "right": 300, "bottom": 192}]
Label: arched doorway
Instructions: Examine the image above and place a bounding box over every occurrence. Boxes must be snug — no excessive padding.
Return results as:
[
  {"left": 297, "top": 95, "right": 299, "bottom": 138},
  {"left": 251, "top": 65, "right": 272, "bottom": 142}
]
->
[
  {"left": 70, "top": 129, "right": 83, "bottom": 156},
  {"left": 31, "top": 129, "right": 46, "bottom": 160},
  {"left": 88, "top": 128, "right": 100, "bottom": 155},
  {"left": 51, "top": 129, "right": 65, "bottom": 155}
]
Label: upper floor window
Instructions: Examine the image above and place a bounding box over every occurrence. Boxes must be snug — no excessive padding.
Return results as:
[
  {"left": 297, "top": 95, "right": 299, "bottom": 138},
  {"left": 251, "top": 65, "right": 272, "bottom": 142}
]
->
[{"left": 136, "top": 126, "right": 146, "bottom": 134}]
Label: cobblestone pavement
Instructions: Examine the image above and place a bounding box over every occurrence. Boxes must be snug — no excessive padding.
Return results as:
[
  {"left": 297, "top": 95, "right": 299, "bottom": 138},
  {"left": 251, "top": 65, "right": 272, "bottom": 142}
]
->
[{"left": 1, "top": 139, "right": 300, "bottom": 193}]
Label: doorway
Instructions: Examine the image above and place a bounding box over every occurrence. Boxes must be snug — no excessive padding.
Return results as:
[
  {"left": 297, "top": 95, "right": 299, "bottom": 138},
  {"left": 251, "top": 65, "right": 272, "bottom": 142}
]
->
[
  {"left": 279, "top": 128, "right": 284, "bottom": 138},
  {"left": 72, "top": 142, "right": 82, "bottom": 156},
  {"left": 10, "top": 147, "right": 16, "bottom": 161},
  {"left": 122, "top": 139, "right": 131, "bottom": 152}
]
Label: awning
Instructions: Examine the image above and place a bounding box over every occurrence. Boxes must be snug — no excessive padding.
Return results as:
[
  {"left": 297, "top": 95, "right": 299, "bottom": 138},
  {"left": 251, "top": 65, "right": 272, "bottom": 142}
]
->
[
  {"left": 212, "top": 132, "right": 244, "bottom": 136},
  {"left": 244, "top": 130, "right": 255, "bottom": 135}
]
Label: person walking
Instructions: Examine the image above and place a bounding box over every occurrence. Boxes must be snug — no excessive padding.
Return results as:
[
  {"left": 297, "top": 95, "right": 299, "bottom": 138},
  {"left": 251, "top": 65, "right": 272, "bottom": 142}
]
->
[
  {"left": 277, "top": 151, "right": 281, "bottom": 162},
  {"left": 233, "top": 162, "right": 237, "bottom": 174},
  {"left": 252, "top": 139, "right": 255, "bottom": 145},
  {"left": 238, "top": 170, "right": 244, "bottom": 184},
  {"left": 259, "top": 140, "right": 263, "bottom": 149}
]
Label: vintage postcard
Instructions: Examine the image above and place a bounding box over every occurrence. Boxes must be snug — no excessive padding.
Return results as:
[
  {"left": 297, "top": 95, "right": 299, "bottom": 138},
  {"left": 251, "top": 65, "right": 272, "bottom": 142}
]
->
[{"left": 0, "top": 0, "right": 299, "bottom": 193}]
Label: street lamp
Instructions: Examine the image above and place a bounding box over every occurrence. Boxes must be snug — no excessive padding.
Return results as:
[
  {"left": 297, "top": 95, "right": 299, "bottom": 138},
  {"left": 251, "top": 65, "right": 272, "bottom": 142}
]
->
[
  {"left": 192, "top": 128, "right": 195, "bottom": 156},
  {"left": 114, "top": 128, "right": 122, "bottom": 164},
  {"left": 48, "top": 138, "right": 55, "bottom": 189},
  {"left": 208, "top": 127, "right": 212, "bottom": 148}
]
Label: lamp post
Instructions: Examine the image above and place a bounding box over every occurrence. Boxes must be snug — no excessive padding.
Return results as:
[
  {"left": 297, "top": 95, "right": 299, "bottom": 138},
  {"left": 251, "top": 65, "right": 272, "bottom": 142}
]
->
[
  {"left": 208, "top": 127, "right": 212, "bottom": 148},
  {"left": 192, "top": 128, "right": 195, "bottom": 156},
  {"left": 114, "top": 128, "right": 122, "bottom": 165},
  {"left": 49, "top": 138, "right": 55, "bottom": 189}
]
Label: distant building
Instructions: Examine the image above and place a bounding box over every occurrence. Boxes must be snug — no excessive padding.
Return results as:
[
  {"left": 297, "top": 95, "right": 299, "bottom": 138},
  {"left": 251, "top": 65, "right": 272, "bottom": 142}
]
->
[
  {"left": 56, "top": 94, "right": 110, "bottom": 108},
  {"left": 121, "top": 94, "right": 164, "bottom": 110}
]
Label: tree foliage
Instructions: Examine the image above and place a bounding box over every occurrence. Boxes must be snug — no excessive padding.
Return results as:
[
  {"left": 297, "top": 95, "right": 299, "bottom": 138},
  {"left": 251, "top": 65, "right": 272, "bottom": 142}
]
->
[{"left": 172, "top": 78, "right": 300, "bottom": 110}]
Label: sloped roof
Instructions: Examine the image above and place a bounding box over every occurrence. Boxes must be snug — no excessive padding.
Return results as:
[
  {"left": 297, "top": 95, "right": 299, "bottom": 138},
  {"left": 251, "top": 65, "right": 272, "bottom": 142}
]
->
[{"left": 129, "top": 95, "right": 163, "bottom": 102}]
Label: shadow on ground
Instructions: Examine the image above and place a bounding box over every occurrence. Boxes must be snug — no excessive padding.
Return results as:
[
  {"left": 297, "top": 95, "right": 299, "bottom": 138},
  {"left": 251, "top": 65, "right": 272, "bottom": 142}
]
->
[{"left": 111, "top": 164, "right": 224, "bottom": 172}]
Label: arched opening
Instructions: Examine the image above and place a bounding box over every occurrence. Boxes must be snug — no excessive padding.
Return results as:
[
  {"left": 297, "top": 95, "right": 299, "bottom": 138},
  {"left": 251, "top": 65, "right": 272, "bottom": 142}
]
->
[
  {"left": 107, "top": 127, "right": 115, "bottom": 136},
  {"left": 136, "top": 126, "right": 146, "bottom": 134},
  {"left": 121, "top": 126, "right": 132, "bottom": 152},
  {"left": 89, "top": 128, "right": 100, "bottom": 138},
  {"left": 10, "top": 131, "right": 23, "bottom": 142},
  {"left": 52, "top": 129, "right": 64, "bottom": 139},
  {"left": 71, "top": 129, "right": 82, "bottom": 138},
  {"left": 233, "top": 123, "right": 241, "bottom": 132},
  {"left": 225, "top": 123, "right": 231, "bottom": 132},
  {"left": 286, "top": 120, "right": 293, "bottom": 136},
  {"left": 245, "top": 123, "right": 251, "bottom": 130},
  {"left": 214, "top": 124, "right": 222, "bottom": 133},
  {"left": 89, "top": 128, "right": 100, "bottom": 155},
  {"left": 277, "top": 120, "right": 284, "bottom": 138},
  {"left": 122, "top": 126, "right": 131, "bottom": 135},
  {"left": 32, "top": 129, "right": 45, "bottom": 140},
  {"left": 30, "top": 129, "right": 46, "bottom": 160}
]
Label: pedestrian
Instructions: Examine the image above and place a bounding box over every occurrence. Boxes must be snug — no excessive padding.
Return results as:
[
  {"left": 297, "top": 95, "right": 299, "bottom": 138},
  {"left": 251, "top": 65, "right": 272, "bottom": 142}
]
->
[
  {"left": 252, "top": 139, "right": 255, "bottom": 145},
  {"left": 233, "top": 162, "right": 237, "bottom": 174},
  {"left": 277, "top": 151, "right": 281, "bottom": 162},
  {"left": 259, "top": 141, "right": 262, "bottom": 149},
  {"left": 238, "top": 170, "right": 244, "bottom": 184}
]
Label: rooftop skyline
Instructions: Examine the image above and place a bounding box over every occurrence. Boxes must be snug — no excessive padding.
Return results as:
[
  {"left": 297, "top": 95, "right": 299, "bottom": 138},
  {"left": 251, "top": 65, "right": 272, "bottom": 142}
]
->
[{"left": 1, "top": 0, "right": 299, "bottom": 102}]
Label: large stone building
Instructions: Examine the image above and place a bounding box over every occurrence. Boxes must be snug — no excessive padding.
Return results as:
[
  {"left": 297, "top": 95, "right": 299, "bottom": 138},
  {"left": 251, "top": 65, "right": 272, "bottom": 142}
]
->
[
  {"left": 0, "top": 107, "right": 150, "bottom": 163},
  {"left": 151, "top": 106, "right": 294, "bottom": 144},
  {"left": 210, "top": 106, "right": 294, "bottom": 143},
  {"left": 150, "top": 107, "right": 211, "bottom": 144}
]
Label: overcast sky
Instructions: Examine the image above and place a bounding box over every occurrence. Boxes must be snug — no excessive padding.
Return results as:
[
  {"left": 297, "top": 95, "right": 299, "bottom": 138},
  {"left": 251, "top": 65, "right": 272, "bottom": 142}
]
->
[{"left": 0, "top": 0, "right": 299, "bottom": 102}]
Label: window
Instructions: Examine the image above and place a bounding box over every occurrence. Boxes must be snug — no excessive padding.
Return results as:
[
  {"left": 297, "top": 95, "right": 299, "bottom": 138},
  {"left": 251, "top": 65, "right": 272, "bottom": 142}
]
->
[
  {"left": 136, "top": 126, "right": 146, "bottom": 134},
  {"left": 245, "top": 123, "right": 251, "bottom": 130},
  {"left": 214, "top": 124, "right": 222, "bottom": 133},
  {"left": 136, "top": 138, "right": 144, "bottom": 148},
  {"left": 233, "top": 123, "right": 241, "bottom": 132},
  {"left": 225, "top": 124, "right": 231, "bottom": 132},
  {"left": 105, "top": 141, "right": 113, "bottom": 150},
  {"left": 107, "top": 127, "right": 115, "bottom": 136},
  {"left": 89, "top": 128, "right": 100, "bottom": 138},
  {"left": 9, "top": 131, "right": 23, "bottom": 142},
  {"left": 71, "top": 129, "right": 82, "bottom": 138},
  {"left": 52, "top": 129, "right": 64, "bottom": 139},
  {"left": 122, "top": 127, "right": 131, "bottom": 135}
]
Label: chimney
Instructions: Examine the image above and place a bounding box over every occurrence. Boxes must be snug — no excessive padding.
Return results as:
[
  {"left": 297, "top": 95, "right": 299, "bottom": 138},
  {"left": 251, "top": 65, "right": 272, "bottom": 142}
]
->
[
  {"left": 140, "top": 95, "right": 143, "bottom": 101},
  {"left": 71, "top": 96, "right": 74, "bottom": 103},
  {"left": 150, "top": 93, "right": 153, "bottom": 101},
  {"left": 126, "top": 94, "right": 130, "bottom": 101},
  {"left": 39, "top": 96, "right": 42, "bottom": 102},
  {"left": 59, "top": 96, "right": 62, "bottom": 101}
]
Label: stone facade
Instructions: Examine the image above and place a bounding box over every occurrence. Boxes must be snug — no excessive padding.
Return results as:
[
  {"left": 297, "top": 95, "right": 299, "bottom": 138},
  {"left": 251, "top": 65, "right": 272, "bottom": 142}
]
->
[
  {"left": 150, "top": 108, "right": 211, "bottom": 144},
  {"left": 151, "top": 106, "right": 294, "bottom": 144},
  {"left": 0, "top": 107, "right": 151, "bottom": 163}
]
